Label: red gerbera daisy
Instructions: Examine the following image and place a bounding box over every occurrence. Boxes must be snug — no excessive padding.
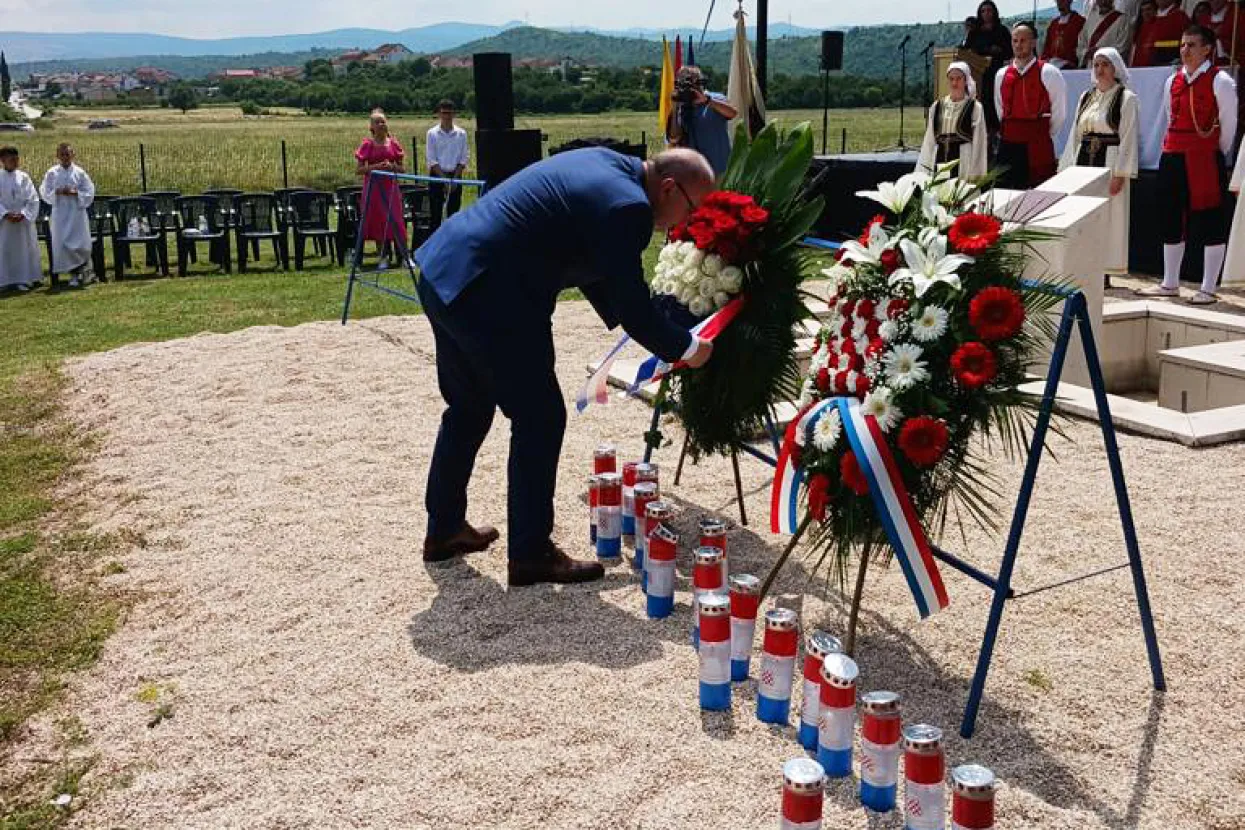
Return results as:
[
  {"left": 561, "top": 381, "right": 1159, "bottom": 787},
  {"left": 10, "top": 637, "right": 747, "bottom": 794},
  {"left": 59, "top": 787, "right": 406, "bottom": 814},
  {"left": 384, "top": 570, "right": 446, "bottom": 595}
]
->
[
  {"left": 969, "top": 286, "right": 1026, "bottom": 341},
  {"left": 948, "top": 212, "right": 1002, "bottom": 255},
  {"left": 898, "top": 417, "right": 950, "bottom": 467},
  {"left": 808, "top": 473, "right": 832, "bottom": 521},
  {"left": 840, "top": 451, "right": 870, "bottom": 496},
  {"left": 951, "top": 342, "right": 998, "bottom": 389}
]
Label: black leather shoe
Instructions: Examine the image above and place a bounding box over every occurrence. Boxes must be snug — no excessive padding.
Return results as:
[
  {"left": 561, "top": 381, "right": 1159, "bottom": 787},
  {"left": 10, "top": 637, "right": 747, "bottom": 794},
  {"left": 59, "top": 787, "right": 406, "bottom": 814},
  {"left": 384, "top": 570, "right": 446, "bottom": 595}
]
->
[
  {"left": 422, "top": 522, "right": 500, "bottom": 563},
  {"left": 508, "top": 543, "right": 605, "bottom": 587}
]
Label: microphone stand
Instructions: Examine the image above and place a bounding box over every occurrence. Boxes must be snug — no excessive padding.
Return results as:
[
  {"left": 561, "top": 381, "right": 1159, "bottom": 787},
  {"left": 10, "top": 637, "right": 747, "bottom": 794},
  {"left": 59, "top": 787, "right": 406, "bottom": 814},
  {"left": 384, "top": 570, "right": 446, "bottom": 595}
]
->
[
  {"left": 886, "top": 34, "right": 913, "bottom": 152},
  {"left": 920, "top": 40, "right": 936, "bottom": 109}
]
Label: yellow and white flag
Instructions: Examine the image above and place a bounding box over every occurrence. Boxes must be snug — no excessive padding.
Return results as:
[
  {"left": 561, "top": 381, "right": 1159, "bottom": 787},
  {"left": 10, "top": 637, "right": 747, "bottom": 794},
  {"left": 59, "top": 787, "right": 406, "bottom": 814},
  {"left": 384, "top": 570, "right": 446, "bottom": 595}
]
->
[{"left": 659, "top": 36, "right": 675, "bottom": 142}]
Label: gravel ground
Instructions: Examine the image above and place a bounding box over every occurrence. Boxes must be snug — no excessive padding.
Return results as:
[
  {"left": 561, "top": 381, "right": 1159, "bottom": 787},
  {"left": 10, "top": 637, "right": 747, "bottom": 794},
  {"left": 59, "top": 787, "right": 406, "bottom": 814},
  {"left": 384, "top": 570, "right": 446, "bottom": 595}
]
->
[{"left": 28, "top": 301, "right": 1245, "bottom": 828}]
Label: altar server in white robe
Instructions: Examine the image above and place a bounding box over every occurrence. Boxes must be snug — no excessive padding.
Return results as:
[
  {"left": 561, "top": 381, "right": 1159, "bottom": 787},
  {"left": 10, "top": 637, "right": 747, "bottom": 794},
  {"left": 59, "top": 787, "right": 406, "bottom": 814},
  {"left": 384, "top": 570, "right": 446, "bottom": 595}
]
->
[
  {"left": 917, "top": 61, "right": 989, "bottom": 181},
  {"left": 40, "top": 143, "right": 95, "bottom": 288},
  {"left": 1220, "top": 135, "right": 1245, "bottom": 285},
  {"left": 1059, "top": 47, "right": 1139, "bottom": 283},
  {"left": 0, "top": 147, "right": 43, "bottom": 292}
]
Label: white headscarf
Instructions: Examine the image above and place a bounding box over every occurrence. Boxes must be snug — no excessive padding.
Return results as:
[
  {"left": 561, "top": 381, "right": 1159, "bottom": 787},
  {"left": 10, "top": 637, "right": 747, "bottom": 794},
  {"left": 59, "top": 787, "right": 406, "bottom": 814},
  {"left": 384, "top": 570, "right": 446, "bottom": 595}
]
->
[
  {"left": 946, "top": 61, "right": 977, "bottom": 100},
  {"left": 1093, "top": 47, "right": 1131, "bottom": 87}
]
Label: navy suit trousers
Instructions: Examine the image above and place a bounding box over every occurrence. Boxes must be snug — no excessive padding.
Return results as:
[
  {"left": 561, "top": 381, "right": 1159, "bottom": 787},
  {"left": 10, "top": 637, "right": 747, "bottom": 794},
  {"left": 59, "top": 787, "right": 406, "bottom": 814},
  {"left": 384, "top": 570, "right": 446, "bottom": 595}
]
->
[{"left": 418, "top": 272, "right": 566, "bottom": 560}]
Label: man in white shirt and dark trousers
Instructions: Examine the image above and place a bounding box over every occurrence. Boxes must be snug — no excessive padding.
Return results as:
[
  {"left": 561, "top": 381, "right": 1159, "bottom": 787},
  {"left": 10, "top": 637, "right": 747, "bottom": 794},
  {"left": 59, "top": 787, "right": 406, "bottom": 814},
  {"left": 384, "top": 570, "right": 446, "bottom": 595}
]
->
[{"left": 425, "top": 100, "right": 469, "bottom": 232}]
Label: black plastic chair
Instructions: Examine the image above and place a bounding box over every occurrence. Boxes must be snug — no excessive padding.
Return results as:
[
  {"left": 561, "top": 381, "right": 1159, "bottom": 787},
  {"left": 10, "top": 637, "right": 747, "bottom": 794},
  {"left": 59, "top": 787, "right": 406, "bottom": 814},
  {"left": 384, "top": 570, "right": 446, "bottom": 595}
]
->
[
  {"left": 34, "top": 200, "right": 54, "bottom": 282},
  {"left": 234, "top": 194, "right": 288, "bottom": 272},
  {"left": 174, "top": 195, "right": 231, "bottom": 276},
  {"left": 86, "top": 195, "right": 117, "bottom": 281},
  {"left": 204, "top": 188, "right": 245, "bottom": 255},
  {"left": 111, "top": 197, "right": 168, "bottom": 279},
  {"left": 287, "top": 191, "right": 336, "bottom": 270},
  {"left": 140, "top": 190, "right": 180, "bottom": 266},
  {"left": 334, "top": 186, "right": 363, "bottom": 266},
  {"left": 400, "top": 184, "right": 434, "bottom": 249}
]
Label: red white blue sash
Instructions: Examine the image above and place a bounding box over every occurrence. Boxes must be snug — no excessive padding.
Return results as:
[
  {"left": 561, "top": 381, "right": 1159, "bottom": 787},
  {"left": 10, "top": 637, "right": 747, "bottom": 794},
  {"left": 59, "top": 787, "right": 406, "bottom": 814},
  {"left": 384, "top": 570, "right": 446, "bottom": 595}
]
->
[
  {"left": 576, "top": 297, "right": 745, "bottom": 413},
  {"left": 770, "top": 398, "right": 950, "bottom": 618}
]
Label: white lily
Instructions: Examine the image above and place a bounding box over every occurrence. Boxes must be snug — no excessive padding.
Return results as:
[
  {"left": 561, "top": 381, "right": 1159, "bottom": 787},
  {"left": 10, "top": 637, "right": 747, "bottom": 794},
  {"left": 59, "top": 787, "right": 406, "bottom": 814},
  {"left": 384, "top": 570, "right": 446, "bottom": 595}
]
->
[
  {"left": 934, "top": 176, "right": 979, "bottom": 208},
  {"left": 890, "top": 228, "right": 973, "bottom": 298},
  {"left": 921, "top": 191, "right": 953, "bottom": 231},
  {"left": 855, "top": 178, "right": 918, "bottom": 214},
  {"left": 837, "top": 221, "right": 893, "bottom": 266}
]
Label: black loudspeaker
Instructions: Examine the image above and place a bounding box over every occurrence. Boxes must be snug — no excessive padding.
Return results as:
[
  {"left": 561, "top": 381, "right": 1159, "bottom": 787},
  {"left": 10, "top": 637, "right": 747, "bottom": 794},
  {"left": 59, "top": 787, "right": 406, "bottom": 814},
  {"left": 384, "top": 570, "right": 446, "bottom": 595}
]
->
[
  {"left": 821, "top": 31, "right": 844, "bottom": 71},
  {"left": 473, "top": 52, "right": 515, "bottom": 131},
  {"left": 476, "top": 128, "right": 542, "bottom": 187}
]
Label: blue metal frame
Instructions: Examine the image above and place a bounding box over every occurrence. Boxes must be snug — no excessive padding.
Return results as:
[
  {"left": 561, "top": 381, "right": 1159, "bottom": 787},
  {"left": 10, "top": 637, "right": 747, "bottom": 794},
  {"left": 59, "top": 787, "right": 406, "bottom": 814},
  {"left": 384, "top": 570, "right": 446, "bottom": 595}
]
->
[
  {"left": 958, "top": 287, "right": 1165, "bottom": 737},
  {"left": 340, "top": 171, "right": 488, "bottom": 324}
]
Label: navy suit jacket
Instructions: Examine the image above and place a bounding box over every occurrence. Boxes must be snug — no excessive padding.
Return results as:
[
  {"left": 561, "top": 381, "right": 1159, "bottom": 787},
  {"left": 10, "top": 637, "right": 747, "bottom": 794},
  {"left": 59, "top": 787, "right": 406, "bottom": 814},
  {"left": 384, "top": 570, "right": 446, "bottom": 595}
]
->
[{"left": 414, "top": 148, "right": 692, "bottom": 363}]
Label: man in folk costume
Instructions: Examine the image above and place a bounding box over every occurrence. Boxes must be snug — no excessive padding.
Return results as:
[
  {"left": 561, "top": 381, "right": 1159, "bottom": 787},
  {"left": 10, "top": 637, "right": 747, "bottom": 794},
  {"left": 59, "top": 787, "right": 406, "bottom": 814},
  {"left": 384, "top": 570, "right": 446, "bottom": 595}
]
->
[
  {"left": 1059, "top": 48, "right": 1139, "bottom": 286},
  {"left": 1137, "top": 25, "right": 1237, "bottom": 304},
  {"left": 0, "top": 147, "right": 43, "bottom": 293},
  {"left": 1134, "top": 0, "right": 1193, "bottom": 65},
  {"left": 1043, "top": 0, "right": 1086, "bottom": 67},
  {"left": 1208, "top": 0, "right": 1245, "bottom": 64},
  {"left": 917, "top": 62, "right": 989, "bottom": 180},
  {"left": 1080, "top": 0, "right": 1133, "bottom": 66},
  {"left": 39, "top": 143, "right": 95, "bottom": 289},
  {"left": 993, "top": 23, "right": 1068, "bottom": 189}
]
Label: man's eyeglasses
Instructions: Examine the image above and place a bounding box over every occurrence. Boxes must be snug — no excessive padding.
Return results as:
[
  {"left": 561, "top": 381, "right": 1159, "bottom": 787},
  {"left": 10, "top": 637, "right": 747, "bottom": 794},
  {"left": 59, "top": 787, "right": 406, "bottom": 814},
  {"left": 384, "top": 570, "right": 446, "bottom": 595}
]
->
[{"left": 675, "top": 181, "right": 697, "bottom": 214}]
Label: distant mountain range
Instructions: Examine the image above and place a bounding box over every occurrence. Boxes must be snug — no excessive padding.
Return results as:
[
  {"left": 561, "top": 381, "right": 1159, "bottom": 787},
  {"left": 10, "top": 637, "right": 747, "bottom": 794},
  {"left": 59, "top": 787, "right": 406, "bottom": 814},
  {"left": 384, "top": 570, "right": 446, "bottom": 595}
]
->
[{"left": 1, "top": 20, "right": 821, "bottom": 66}]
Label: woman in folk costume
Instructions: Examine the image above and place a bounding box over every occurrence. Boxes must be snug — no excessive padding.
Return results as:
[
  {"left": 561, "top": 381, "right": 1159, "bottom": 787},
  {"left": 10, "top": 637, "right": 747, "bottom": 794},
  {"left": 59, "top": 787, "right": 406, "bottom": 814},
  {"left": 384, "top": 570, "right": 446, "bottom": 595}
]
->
[
  {"left": 917, "top": 62, "right": 989, "bottom": 181},
  {"left": 39, "top": 143, "right": 95, "bottom": 288},
  {"left": 1137, "top": 24, "right": 1236, "bottom": 305},
  {"left": 1059, "top": 48, "right": 1139, "bottom": 284},
  {"left": 0, "top": 146, "right": 43, "bottom": 293}
]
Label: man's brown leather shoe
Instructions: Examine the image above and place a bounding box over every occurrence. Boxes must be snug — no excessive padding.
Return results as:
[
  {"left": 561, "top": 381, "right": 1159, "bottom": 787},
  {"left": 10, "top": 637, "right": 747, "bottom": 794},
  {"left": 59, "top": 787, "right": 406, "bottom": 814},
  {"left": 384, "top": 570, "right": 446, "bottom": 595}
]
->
[
  {"left": 508, "top": 543, "right": 605, "bottom": 587},
  {"left": 422, "top": 522, "right": 500, "bottom": 563}
]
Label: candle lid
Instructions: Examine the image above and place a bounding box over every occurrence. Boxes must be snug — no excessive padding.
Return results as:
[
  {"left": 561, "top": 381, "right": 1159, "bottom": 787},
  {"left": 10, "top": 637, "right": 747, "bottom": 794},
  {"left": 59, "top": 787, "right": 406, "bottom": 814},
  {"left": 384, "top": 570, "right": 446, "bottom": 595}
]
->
[
  {"left": 902, "top": 723, "right": 943, "bottom": 751},
  {"left": 820, "top": 653, "right": 859, "bottom": 686},
  {"left": 694, "top": 546, "right": 724, "bottom": 566},
  {"left": 782, "top": 758, "right": 826, "bottom": 792},
  {"left": 952, "top": 764, "right": 996, "bottom": 794},
  {"left": 698, "top": 517, "right": 728, "bottom": 535},
  {"left": 764, "top": 607, "right": 798, "bottom": 630},
  {"left": 861, "top": 690, "right": 901, "bottom": 715},
  {"left": 635, "top": 462, "right": 659, "bottom": 479},
  {"left": 597, "top": 472, "right": 621, "bottom": 486},
  {"left": 645, "top": 500, "right": 674, "bottom": 518},
  {"left": 633, "top": 481, "right": 658, "bottom": 497},
  {"left": 699, "top": 592, "right": 731, "bottom": 616},
  {"left": 594, "top": 443, "right": 616, "bottom": 456},
  {"left": 650, "top": 524, "right": 678, "bottom": 546},
  {"left": 805, "top": 630, "right": 843, "bottom": 659},
  {"left": 729, "top": 573, "right": 761, "bottom": 595}
]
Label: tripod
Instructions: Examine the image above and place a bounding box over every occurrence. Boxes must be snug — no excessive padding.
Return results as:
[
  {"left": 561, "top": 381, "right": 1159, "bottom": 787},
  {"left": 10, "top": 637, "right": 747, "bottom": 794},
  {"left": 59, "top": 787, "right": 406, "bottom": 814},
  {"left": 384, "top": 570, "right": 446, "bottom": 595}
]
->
[{"left": 882, "top": 34, "right": 914, "bottom": 151}]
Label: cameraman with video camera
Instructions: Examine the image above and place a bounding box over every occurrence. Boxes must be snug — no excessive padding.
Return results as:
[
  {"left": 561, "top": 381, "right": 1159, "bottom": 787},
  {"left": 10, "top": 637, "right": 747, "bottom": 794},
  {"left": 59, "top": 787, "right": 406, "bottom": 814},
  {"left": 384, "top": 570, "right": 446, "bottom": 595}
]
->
[{"left": 666, "top": 66, "right": 738, "bottom": 177}]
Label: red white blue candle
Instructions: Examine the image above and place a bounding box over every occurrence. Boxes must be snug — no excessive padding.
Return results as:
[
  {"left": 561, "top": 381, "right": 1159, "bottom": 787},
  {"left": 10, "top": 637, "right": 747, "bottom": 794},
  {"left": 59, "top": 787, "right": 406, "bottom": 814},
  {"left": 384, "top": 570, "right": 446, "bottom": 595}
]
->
[
  {"left": 781, "top": 758, "right": 825, "bottom": 830},
  {"left": 593, "top": 443, "right": 617, "bottom": 474},
  {"left": 645, "top": 523, "right": 678, "bottom": 619},
  {"left": 757, "top": 608, "right": 799, "bottom": 725},
  {"left": 639, "top": 496, "right": 669, "bottom": 591},
  {"left": 699, "top": 517, "right": 728, "bottom": 585},
  {"left": 903, "top": 724, "right": 946, "bottom": 830},
  {"left": 728, "top": 574, "right": 760, "bottom": 681},
  {"left": 799, "top": 631, "right": 843, "bottom": 751},
  {"left": 691, "top": 546, "right": 725, "bottom": 649},
  {"left": 859, "top": 691, "right": 902, "bottom": 812},
  {"left": 595, "top": 472, "right": 622, "bottom": 561},
  {"left": 621, "top": 461, "right": 638, "bottom": 543},
  {"left": 951, "top": 765, "right": 995, "bottom": 830},
  {"left": 818, "top": 653, "right": 858, "bottom": 778},
  {"left": 587, "top": 475, "right": 600, "bottom": 545},
  {"left": 698, "top": 592, "right": 732, "bottom": 710}
]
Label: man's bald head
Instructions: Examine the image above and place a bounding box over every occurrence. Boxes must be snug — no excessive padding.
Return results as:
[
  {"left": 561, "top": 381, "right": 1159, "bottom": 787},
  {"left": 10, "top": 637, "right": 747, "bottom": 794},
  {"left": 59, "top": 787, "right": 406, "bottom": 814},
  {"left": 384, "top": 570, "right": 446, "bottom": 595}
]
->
[{"left": 647, "top": 149, "right": 717, "bottom": 230}]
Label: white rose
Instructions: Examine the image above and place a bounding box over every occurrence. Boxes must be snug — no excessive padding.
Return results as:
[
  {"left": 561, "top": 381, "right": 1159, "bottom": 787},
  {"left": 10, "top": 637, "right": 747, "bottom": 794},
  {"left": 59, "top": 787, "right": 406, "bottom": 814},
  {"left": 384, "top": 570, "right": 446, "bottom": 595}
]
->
[
  {"left": 713, "top": 291, "right": 730, "bottom": 309},
  {"left": 687, "top": 249, "right": 706, "bottom": 269},
  {"left": 680, "top": 265, "right": 700, "bottom": 284},
  {"left": 719, "top": 266, "right": 743, "bottom": 293},
  {"left": 688, "top": 296, "right": 711, "bottom": 317},
  {"left": 698, "top": 279, "right": 717, "bottom": 298},
  {"left": 659, "top": 244, "right": 676, "bottom": 264},
  {"left": 702, "top": 254, "right": 724, "bottom": 277}
]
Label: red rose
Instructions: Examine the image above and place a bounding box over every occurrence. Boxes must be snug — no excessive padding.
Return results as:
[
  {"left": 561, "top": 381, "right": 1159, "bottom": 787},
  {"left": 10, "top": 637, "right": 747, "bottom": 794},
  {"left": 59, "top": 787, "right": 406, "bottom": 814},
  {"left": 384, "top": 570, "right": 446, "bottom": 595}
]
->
[
  {"left": 886, "top": 298, "right": 910, "bottom": 320},
  {"left": 865, "top": 338, "right": 886, "bottom": 360},
  {"left": 841, "top": 299, "right": 857, "bottom": 317},
  {"left": 840, "top": 451, "right": 870, "bottom": 496},
  {"left": 834, "top": 370, "right": 851, "bottom": 392},
  {"left": 898, "top": 417, "right": 950, "bottom": 467},
  {"left": 840, "top": 338, "right": 857, "bottom": 355},
  {"left": 808, "top": 473, "right": 832, "bottom": 521},
  {"left": 741, "top": 205, "right": 770, "bottom": 225},
  {"left": 948, "top": 212, "right": 1002, "bottom": 255},
  {"left": 852, "top": 353, "right": 866, "bottom": 372},
  {"left": 840, "top": 318, "right": 853, "bottom": 338},
  {"left": 854, "top": 373, "right": 871, "bottom": 397},
  {"left": 951, "top": 342, "right": 998, "bottom": 389},
  {"left": 969, "top": 286, "right": 1026, "bottom": 341},
  {"left": 855, "top": 298, "right": 876, "bottom": 319},
  {"left": 669, "top": 223, "right": 690, "bottom": 242},
  {"left": 865, "top": 319, "right": 881, "bottom": 340},
  {"left": 816, "top": 367, "right": 831, "bottom": 392},
  {"left": 879, "top": 248, "right": 901, "bottom": 274},
  {"left": 826, "top": 294, "right": 838, "bottom": 307}
]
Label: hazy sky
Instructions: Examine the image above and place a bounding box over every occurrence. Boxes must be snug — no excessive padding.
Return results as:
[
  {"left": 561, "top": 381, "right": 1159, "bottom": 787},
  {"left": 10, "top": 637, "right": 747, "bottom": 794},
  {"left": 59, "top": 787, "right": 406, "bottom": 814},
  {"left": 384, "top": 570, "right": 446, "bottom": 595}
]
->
[{"left": 2, "top": 0, "right": 1050, "bottom": 37}]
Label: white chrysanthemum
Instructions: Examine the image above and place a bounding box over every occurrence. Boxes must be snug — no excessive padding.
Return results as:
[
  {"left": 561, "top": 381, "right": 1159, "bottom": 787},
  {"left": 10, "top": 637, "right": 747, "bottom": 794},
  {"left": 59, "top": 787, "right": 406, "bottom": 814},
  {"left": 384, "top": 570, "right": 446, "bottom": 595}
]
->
[
  {"left": 911, "top": 305, "right": 950, "bottom": 342},
  {"left": 827, "top": 313, "right": 845, "bottom": 334},
  {"left": 713, "top": 291, "right": 731, "bottom": 309},
  {"left": 810, "top": 347, "right": 829, "bottom": 373},
  {"left": 798, "top": 379, "right": 815, "bottom": 408},
  {"left": 719, "top": 266, "right": 744, "bottom": 293},
  {"left": 862, "top": 387, "right": 902, "bottom": 432},
  {"left": 852, "top": 316, "right": 869, "bottom": 339},
  {"left": 844, "top": 370, "right": 860, "bottom": 392},
  {"left": 883, "top": 343, "right": 930, "bottom": 389},
  {"left": 878, "top": 319, "right": 900, "bottom": 342},
  {"left": 702, "top": 254, "right": 724, "bottom": 277},
  {"left": 688, "top": 296, "right": 711, "bottom": 317},
  {"left": 812, "top": 408, "right": 842, "bottom": 452}
]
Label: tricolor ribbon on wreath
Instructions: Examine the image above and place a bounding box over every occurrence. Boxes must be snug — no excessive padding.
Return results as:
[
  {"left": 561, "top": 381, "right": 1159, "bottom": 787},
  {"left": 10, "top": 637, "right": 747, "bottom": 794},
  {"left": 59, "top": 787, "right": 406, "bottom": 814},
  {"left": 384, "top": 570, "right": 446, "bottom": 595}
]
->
[
  {"left": 576, "top": 296, "right": 746, "bottom": 413},
  {"left": 770, "top": 397, "right": 950, "bottom": 619}
]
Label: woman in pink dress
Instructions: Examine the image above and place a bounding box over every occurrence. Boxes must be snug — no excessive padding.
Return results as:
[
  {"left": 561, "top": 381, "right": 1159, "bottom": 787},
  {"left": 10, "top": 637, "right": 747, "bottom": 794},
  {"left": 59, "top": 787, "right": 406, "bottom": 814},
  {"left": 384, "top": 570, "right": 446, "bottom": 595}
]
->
[{"left": 354, "top": 108, "right": 407, "bottom": 267}]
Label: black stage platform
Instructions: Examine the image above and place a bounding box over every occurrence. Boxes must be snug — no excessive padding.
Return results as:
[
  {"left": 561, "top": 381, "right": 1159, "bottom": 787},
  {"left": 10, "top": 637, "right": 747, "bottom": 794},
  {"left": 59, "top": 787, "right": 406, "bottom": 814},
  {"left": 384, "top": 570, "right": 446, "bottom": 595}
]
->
[{"left": 806, "top": 153, "right": 1231, "bottom": 280}]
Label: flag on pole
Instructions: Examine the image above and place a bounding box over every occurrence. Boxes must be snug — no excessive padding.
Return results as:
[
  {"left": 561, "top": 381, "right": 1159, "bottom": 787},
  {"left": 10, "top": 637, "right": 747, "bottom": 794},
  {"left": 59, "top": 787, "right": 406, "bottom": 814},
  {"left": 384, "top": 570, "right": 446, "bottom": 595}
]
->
[
  {"left": 659, "top": 36, "right": 675, "bottom": 141},
  {"left": 687, "top": 35, "right": 696, "bottom": 66},
  {"left": 674, "top": 35, "right": 684, "bottom": 73},
  {"left": 727, "top": 7, "right": 767, "bottom": 138}
]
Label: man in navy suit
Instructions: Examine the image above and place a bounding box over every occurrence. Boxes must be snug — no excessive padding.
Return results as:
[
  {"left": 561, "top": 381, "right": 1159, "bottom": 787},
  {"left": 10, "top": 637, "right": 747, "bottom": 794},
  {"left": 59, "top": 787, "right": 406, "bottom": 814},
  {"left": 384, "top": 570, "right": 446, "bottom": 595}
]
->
[{"left": 415, "top": 148, "right": 717, "bottom": 586}]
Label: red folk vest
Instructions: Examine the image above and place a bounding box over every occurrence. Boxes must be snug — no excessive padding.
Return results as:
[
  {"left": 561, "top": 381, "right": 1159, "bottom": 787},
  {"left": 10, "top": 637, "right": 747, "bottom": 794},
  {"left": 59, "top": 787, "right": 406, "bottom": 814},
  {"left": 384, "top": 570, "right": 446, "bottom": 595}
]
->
[
  {"left": 1163, "top": 69, "right": 1223, "bottom": 210},
  {"left": 1041, "top": 14, "right": 1084, "bottom": 65},
  {"left": 1000, "top": 61, "right": 1056, "bottom": 186}
]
